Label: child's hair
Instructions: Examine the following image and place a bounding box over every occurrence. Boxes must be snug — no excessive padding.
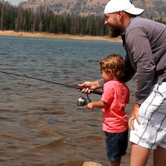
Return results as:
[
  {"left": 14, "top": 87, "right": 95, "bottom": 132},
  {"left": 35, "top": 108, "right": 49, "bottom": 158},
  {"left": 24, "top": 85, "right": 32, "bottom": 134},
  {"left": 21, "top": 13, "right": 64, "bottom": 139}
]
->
[{"left": 99, "top": 54, "right": 125, "bottom": 79}]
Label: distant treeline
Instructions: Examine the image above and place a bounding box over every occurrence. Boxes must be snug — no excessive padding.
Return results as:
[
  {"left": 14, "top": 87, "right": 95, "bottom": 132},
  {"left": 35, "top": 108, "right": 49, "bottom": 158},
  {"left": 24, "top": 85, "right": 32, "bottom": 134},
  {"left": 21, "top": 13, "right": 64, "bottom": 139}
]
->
[
  {"left": 0, "top": 1, "right": 108, "bottom": 36},
  {"left": 0, "top": 1, "right": 166, "bottom": 36}
]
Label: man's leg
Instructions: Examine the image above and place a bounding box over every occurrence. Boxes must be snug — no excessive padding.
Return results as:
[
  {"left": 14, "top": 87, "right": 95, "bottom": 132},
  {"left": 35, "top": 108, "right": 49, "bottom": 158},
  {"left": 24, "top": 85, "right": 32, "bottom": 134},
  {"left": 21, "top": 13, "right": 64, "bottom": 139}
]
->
[
  {"left": 154, "top": 146, "right": 166, "bottom": 166},
  {"left": 130, "top": 143, "right": 150, "bottom": 166}
]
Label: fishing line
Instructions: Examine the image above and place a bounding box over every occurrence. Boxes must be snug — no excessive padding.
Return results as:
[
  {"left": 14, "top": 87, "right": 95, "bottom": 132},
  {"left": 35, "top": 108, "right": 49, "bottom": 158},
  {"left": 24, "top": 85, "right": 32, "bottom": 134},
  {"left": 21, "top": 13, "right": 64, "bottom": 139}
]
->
[{"left": 0, "top": 70, "right": 102, "bottom": 95}]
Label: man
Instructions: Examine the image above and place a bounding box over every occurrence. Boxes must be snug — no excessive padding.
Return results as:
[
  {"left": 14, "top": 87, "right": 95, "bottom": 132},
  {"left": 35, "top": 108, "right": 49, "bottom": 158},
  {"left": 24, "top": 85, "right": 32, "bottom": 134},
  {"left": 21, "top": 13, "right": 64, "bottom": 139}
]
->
[{"left": 79, "top": 0, "right": 166, "bottom": 165}]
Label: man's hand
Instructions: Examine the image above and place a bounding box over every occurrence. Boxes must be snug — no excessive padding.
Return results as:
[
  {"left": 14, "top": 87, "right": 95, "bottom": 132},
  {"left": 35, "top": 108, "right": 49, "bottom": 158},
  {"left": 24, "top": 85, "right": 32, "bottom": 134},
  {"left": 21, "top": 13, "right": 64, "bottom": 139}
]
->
[
  {"left": 78, "top": 81, "right": 100, "bottom": 94},
  {"left": 129, "top": 102, "right": 141, "bottom": 130}
]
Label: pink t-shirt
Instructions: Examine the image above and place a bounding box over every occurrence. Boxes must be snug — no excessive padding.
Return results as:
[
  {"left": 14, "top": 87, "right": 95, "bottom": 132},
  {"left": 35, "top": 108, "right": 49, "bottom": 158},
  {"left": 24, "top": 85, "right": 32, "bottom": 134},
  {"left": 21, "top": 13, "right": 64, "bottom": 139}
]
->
[{"left": 101, "top": 80, "right": 130, "bottom": 133}]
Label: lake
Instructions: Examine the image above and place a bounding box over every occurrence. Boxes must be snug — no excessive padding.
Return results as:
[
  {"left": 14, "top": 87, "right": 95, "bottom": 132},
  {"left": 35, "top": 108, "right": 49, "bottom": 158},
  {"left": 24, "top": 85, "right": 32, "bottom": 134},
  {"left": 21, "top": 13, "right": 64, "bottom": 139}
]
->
[{"left": 0, "top": 36, "right": 153, "bottom": 166}]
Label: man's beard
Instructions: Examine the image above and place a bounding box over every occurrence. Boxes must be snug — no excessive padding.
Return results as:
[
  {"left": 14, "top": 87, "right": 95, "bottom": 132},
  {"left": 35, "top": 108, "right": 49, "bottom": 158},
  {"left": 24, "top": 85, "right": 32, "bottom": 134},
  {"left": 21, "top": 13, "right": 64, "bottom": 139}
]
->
[{"left": 110, "top": 26, "right": 121, "bottom": 37}]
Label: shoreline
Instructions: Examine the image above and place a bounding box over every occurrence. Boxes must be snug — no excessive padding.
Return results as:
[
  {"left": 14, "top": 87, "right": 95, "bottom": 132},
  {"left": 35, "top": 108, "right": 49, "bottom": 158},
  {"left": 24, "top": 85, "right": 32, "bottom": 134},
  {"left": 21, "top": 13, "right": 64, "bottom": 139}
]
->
[{"left": 0, "top": 30, "right": 122, "bottom": 42}]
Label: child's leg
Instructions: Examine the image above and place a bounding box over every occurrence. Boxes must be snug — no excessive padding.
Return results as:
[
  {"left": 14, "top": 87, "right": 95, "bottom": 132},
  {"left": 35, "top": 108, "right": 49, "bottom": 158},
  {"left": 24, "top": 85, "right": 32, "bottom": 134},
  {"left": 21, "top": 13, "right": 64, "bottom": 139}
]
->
[
  {"left": 110, "top": 158, "right": 121, "bottom": 166},
  {"left": 105, "top": 130, "right": 128, "bottom": 166}
]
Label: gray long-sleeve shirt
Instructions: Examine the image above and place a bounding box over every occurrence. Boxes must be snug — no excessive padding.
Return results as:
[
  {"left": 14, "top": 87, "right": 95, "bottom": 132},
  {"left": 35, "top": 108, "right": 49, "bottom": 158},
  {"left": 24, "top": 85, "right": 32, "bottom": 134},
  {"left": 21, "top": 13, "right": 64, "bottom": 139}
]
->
[
  {"left": 99, "top": 16, "right": 166, "bottom": 105},
  {"left": 121, "top": 16, "right": 166, "bottom": 104}
]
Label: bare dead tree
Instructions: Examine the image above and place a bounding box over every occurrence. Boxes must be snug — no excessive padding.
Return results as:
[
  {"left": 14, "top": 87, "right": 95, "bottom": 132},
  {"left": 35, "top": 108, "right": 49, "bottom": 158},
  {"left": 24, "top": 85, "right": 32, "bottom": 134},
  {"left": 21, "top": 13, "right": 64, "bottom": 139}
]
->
[
  {"left": 38, "top": 5, "right": 44, "bottom": 32},
  {"left": 32, "top": 14, "right": 36, "bottom": 32}
]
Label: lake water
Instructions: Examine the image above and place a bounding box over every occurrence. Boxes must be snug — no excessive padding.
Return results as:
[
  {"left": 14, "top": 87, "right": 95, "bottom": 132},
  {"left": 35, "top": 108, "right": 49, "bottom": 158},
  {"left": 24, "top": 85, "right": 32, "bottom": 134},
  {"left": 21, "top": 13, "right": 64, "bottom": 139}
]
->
[{"left": 0, "top": 36, "right": 153, "bottom": 166}]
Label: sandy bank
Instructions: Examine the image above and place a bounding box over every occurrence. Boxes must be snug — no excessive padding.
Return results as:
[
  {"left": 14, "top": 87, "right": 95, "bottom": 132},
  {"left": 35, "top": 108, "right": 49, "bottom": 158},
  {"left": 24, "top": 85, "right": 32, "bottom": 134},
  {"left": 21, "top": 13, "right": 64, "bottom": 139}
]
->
[{"left": 0, "top": 30, "right": 122, "bottom": 42}]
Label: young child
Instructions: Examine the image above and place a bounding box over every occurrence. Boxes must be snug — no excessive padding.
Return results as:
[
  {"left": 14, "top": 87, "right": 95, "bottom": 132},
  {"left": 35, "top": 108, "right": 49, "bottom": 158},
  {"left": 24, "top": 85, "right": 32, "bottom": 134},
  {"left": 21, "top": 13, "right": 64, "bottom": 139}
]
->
[{"left": 87, "top": 54, "right": 130, "bottom": 166}]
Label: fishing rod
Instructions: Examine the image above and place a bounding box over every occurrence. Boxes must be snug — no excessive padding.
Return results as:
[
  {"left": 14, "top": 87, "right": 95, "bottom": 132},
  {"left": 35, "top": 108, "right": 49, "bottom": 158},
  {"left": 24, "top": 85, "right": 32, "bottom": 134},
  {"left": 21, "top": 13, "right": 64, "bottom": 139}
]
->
[{"left": 0, "top": 70, "right": 103, "bottom": 96}]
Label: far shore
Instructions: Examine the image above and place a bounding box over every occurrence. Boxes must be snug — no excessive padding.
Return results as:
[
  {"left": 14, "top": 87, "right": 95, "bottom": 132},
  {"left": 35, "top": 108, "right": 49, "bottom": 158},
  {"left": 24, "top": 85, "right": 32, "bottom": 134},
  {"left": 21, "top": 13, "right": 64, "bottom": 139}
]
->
[{"left": 0, "top": 30, "right": 122, "bottom": 42}]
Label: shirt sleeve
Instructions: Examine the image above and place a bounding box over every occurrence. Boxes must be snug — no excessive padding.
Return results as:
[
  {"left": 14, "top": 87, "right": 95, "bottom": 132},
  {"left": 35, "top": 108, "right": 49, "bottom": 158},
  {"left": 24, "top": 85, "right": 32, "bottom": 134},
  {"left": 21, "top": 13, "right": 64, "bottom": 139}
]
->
[
  {"left": 101, "top": 82, "right": 114, "bottom": 105},
  {"left": 126, "top": 27, "right": 155, "bottom": 104},
  {"left": 98, "top": 79, "right": 105, "bottom": 87}
]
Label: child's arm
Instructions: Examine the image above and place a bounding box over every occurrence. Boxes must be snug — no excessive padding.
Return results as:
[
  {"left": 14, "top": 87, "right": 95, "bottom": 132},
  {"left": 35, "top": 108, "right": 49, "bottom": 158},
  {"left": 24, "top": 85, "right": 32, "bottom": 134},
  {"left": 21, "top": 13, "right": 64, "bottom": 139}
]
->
[{"left": 87, "top": 100, "right": 109, "bottom": 110}]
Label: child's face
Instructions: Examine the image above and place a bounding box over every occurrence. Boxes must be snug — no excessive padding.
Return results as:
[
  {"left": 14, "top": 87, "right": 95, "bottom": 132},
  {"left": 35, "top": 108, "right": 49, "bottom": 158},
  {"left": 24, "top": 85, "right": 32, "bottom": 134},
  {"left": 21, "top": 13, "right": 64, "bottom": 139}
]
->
[{"left": 101, "top": 70, "right": 112, "bottom": 82}]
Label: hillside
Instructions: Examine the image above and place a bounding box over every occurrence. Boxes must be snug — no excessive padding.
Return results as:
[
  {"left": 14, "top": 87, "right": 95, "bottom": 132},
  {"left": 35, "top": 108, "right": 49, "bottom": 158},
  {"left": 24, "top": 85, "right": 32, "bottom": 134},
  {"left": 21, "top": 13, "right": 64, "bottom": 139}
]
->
[{"left": 19, "top": 0, "right": 166, "bottom": 20}]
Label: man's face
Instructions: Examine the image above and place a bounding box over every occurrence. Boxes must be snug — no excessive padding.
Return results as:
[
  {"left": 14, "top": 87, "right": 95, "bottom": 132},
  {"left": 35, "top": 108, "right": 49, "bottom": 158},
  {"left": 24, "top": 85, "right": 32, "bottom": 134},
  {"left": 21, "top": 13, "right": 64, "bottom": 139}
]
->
[{"left": 104, "top": 13, "right": 121, "bottom": 37}]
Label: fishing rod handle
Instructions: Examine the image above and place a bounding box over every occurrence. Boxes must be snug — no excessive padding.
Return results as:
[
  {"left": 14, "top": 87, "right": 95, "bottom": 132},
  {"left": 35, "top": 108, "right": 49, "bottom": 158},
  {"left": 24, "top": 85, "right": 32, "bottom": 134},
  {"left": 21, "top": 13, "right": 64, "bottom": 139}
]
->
[
  {"left": 90, "top": 89, "right": 103, "bottom": 95},
  {"left": 77, "top": 86, "right": 103, "bottom": 95}
]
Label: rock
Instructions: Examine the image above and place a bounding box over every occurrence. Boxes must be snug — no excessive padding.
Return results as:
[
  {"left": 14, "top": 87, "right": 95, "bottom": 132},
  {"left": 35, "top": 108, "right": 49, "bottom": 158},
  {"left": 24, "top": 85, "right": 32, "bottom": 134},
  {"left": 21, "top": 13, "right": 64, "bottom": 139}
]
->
[{"left": 83, "top": 161, "right": 103, "bottom": 166}]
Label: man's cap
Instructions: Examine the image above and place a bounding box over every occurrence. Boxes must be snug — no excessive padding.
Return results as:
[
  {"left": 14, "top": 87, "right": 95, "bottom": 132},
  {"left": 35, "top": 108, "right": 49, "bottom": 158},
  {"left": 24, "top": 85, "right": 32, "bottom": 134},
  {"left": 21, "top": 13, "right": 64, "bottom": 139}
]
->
[{"left": 104, "top": 0, "right": 144, "bottom": 15}]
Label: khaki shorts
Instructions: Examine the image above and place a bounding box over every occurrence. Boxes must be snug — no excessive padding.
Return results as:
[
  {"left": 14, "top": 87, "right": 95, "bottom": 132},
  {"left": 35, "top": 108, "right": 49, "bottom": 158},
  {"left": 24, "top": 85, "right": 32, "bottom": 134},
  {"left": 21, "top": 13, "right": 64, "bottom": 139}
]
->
[{"left": 130, "top": 82, "right": 166, "bottom": 149}]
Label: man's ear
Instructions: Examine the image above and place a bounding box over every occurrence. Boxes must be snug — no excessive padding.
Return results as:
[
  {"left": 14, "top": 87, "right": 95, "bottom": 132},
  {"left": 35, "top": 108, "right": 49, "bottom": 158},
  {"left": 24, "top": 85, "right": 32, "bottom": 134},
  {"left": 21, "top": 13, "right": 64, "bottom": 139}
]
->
[{"left": 117, "top": 11, "right": 124, "bottom": 20}]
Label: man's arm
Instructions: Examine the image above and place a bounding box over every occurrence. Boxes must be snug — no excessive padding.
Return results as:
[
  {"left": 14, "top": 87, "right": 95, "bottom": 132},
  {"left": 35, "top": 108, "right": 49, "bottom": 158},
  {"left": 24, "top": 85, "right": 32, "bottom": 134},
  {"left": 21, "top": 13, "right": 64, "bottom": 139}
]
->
[
  {"left": 120, "top": 53, "right": 136, "bottom": 83},
  {"left": 126, "top": 27, "right": 155, "bottom": 105}
]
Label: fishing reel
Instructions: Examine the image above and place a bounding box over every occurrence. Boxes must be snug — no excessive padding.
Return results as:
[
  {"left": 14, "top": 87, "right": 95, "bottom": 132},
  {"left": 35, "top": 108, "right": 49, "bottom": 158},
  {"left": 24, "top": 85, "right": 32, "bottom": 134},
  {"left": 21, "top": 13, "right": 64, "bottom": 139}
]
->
[{"left": 77, "top": 94, "right": 91, "bottom": 106}]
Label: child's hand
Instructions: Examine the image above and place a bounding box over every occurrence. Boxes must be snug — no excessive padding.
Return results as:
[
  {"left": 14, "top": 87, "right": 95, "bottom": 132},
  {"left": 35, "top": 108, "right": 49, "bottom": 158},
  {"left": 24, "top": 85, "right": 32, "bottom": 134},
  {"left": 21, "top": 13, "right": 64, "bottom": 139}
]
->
[{"left": 87, "top": 103, "right": 94, "bottom": 110}]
